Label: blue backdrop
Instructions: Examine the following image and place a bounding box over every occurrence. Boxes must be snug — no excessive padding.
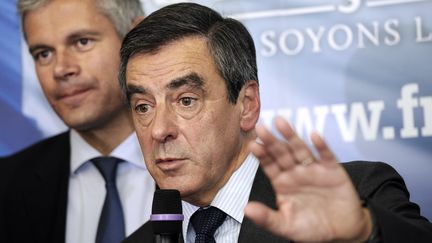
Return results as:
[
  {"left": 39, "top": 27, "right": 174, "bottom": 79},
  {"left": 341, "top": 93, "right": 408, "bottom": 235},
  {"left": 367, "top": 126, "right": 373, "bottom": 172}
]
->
[{"left": 1, "top": 0, "right": 431, "bottom": 220}]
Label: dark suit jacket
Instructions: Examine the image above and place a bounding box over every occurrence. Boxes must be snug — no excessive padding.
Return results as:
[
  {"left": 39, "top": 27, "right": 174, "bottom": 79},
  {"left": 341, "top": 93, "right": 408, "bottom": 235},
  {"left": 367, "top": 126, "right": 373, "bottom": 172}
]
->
[
  {"left": 1, "top": 132, "right": 70, "bottom": 243},
  {"left": 123, "top": 161, "right": 432, "bottom": 243},
  {"left": 0, "top": 156, "right": 18, "bottom": 243}
]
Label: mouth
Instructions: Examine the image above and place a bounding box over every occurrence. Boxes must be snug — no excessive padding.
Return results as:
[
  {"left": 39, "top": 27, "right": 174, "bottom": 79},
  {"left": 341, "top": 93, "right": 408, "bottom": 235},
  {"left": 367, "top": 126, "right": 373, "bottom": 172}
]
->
[
  {"left": 155, "top": 158, "right": 186, "bottom": 171},
  {"left": 57, "top": 88, "right": 92, "bottom": 106}
]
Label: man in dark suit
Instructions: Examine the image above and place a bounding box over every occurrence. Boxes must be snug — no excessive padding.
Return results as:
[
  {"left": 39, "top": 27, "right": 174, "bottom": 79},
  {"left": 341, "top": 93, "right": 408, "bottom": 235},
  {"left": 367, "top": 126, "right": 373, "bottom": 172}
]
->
[
  {"left": 124, "top": 162, "right": 432, "bottom": 243},
  {"left": 119, "top": 3, "right": 432, "bottom": 242},
  {"left": 1, "top": 0, "right": 155, "bottom": 243}
]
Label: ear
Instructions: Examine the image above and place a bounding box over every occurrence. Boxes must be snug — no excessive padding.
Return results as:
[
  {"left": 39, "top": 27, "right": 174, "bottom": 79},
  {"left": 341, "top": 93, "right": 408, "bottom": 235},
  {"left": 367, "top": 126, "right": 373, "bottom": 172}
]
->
[
  {"left": 238, "top": 80, "right": 260, "bottom": 132},
  {"left": 130, "top": 15, "right": 145, "bottom": 30}
]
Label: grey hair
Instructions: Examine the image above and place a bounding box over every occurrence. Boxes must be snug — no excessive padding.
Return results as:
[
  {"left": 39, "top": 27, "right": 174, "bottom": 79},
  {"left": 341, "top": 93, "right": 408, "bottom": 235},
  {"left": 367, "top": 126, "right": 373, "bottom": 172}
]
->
[{"left": 17, "top": 0, "right": 144, "bottom": 38}]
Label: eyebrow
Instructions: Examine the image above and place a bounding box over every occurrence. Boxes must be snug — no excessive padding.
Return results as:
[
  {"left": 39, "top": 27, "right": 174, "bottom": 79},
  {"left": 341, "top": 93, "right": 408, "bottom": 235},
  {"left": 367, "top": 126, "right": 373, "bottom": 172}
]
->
[
  {"left": 67, "top": 30, "right": 101, "bottom": 43},
  {"left": 28, "top": 44, "right": 51, "bottom": 55},
  {"left": 126, "top": 84, "right": 147, "bottom": 102},
  {"left": 126, "top": 72, "right": 205, "bottom": 102},
  {"left": 167, "top": 72, "right": 204, "bottom": 90}
]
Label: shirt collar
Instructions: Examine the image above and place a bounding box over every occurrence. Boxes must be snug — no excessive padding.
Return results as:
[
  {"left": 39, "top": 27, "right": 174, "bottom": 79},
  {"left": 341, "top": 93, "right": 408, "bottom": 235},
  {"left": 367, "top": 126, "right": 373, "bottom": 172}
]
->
[
  {"left": 181, "top": 154, "right": 259, "bottom": 237},
  {"left": 70, "top": 129, "right": 146, "bottom": 174}
]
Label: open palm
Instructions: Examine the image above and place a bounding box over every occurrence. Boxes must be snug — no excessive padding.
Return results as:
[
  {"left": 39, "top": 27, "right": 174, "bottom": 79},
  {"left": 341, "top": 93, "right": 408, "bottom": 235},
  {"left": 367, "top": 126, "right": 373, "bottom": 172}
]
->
[{"left": 245, "top": 117, "right": 371, "bottom": 243}]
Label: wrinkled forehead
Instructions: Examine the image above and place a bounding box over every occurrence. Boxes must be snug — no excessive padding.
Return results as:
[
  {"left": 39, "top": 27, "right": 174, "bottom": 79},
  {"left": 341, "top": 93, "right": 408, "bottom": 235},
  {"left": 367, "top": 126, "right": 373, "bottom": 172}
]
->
[{"left": 125, "top": 37, "right": 217, "bottom": 85}]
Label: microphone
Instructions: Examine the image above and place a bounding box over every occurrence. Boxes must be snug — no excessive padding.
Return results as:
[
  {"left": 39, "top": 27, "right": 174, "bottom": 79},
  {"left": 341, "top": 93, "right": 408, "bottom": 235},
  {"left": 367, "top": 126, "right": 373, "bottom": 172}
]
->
[{"left": 151, "top": 189, "right": 183, "bottom": 243}]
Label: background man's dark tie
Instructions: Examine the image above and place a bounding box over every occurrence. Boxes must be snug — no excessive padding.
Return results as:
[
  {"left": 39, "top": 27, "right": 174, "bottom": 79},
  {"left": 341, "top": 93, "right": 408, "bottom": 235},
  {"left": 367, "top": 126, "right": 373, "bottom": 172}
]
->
[
  {"left": 92, "top": 157, "right": 125, "bottom": 243},
  {"left": 190, "top": 206, "right": 227, "bottom": 243}
]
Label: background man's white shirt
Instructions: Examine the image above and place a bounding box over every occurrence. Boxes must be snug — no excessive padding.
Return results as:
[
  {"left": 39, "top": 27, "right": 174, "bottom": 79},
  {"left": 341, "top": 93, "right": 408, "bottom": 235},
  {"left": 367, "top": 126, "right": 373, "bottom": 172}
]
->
[{"left": 66, "top": 130, "right": 155, "bottom": 243}]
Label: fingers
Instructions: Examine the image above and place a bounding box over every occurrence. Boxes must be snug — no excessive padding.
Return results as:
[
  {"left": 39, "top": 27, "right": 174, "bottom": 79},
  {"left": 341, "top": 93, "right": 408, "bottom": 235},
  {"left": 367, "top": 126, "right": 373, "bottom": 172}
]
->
[
  {"left": 310, "top": 132, "right": 338, "bottom": 166},
  {"left": 254, "top": 124, "right": 298, "bottom": 170},
  {"left": 252, "top": 116, "right": 340, "bottom": 175},
  {"left": 272, "top": 116, "right": 316, "bottom": 166},
  {"left": 249, "top": 141, "right": 282, "bottom": 179},
  {"left": 244, "top": 202, "right": 283, "bottom": 235}
]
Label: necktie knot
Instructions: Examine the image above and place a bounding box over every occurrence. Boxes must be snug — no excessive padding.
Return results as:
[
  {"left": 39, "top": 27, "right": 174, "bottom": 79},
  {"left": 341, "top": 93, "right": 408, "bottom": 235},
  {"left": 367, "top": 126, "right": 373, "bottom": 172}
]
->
[
  {"left": 190, "top": 206, "right": 227, "bottom": 243},
  {"left": 91, "top": 156, "right": 122, "bottom": 184}
]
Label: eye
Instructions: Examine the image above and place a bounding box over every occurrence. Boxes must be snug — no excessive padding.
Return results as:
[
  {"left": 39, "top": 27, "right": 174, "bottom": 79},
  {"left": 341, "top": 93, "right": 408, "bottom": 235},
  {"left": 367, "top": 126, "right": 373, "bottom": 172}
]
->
[
  {"left": 179, "top": 97, "right": 196, "bottom": 107},
  {"left": 135, "top": 103, "right": 151, "bottom": 114},
  {"left": 79, "top": 38, "right": 89, "bottom": 45},
  {"left": 75, "top": 38, "right": 94, "bottom": 51},
  {"left": 174, "top": 95, "right": 202, "bottom": 119},
  {"left": 33, "top": 49, "right": 53, "bottom": 65}
]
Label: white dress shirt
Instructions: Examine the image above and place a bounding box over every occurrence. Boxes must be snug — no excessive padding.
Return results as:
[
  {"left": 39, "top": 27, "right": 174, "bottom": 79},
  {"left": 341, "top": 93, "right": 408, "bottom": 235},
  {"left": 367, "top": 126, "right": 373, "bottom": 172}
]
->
[
  {"left": 182, "top": 154, "right": 259, "bottom": 243},
  {"left": 66, "top": 130, "right": 155, "bottom": 243}
]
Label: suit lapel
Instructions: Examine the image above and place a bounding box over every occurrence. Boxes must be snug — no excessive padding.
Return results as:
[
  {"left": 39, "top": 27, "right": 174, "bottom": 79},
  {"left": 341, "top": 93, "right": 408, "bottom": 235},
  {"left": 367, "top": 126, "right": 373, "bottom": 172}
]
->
[
  {"left": 238, "top": 167, "right": 290, "bottom": 243},
  {"left": 23, "top": 132, "right": 71, "bottom": 243}
]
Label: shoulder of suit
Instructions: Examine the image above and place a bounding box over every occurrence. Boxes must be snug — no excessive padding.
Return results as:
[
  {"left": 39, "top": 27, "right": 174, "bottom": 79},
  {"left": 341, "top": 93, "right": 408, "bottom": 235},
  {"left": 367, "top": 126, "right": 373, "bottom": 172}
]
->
[
  {"left": 341, "top": 160, "right": 403, "bottom": 196},
  {"left": 341, "top": 160, "right": 397, "bottom": 176},
  {"left": 5, "top": 131, "right": 70, "bottom": 162}
]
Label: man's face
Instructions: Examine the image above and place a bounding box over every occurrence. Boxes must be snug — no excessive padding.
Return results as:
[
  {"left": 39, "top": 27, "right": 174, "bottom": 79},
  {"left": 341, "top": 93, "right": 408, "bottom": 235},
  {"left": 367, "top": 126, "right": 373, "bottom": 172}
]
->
[
  {"left": 126, "top": 37, "right": 252, "bottom": 206},
  {"left": 24, "top": 0, "right": 127, "bottom": 131}
]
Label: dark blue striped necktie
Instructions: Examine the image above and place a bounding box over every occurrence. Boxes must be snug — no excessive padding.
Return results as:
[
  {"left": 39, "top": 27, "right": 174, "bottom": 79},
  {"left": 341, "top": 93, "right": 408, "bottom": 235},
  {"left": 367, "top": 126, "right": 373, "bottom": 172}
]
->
[
  {"left": 190, "top": 206, "right": 227, "bottom": 243},
  {"left": 92, "top": 156, "right": 125, "bottom": 243}
]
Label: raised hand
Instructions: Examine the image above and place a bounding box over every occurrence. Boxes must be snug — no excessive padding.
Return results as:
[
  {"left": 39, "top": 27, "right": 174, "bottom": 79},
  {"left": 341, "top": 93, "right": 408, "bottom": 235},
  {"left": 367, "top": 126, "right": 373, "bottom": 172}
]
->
[{"left": 245, "top": 116, "right": 372, "bottom": 243}]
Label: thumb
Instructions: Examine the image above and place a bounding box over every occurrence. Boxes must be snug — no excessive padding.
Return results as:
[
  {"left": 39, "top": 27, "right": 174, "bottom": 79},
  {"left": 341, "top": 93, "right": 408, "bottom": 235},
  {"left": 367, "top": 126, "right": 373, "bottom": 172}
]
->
[{"left": 244, "top": 201, "right": 281, "bottom": 233}]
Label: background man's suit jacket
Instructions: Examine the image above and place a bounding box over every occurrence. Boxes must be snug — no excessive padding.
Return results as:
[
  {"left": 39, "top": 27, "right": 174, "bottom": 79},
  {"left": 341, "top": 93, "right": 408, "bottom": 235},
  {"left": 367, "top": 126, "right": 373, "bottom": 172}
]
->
[
  {"left": 1, "top": 132, "right": 70, "bottom": 243},
  {"left": 124, "top": 162, "right": 432, "bottom": 243}
]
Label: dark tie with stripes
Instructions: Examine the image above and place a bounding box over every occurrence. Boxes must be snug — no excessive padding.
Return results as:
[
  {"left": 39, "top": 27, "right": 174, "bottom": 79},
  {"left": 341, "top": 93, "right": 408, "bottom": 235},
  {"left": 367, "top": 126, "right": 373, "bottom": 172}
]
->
[
  {"left": 92, "top": 157, "right": 125, "bottom": 243},
  {"left": 190, "top": 206, "right": 227, "bottom": 243}
]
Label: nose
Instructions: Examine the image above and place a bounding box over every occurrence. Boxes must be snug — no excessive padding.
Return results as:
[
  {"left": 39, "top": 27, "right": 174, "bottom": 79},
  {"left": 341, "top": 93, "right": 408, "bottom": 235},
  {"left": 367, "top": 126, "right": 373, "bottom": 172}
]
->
[
  {"left": 151, "top": 104, "right": 179, "bottom": 143},
  {"left": 53, "top": 49, "right": 79, "bottom": 81}
]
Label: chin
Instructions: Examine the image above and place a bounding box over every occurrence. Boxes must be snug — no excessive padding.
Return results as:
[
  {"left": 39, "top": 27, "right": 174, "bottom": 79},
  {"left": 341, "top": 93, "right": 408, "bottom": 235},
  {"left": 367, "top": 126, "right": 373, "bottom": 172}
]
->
[
  {"left": 158, "top": 178, "right": 186, "bottom": 191},
  {"left": 67, "top": 121, "right": 97, "bottom": 132},
  {"left": 159, "top": 178, "right": 194, "bottom": 196},
  {"left": 64, "top": 115, "right": 103, "bottom": 131}
]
